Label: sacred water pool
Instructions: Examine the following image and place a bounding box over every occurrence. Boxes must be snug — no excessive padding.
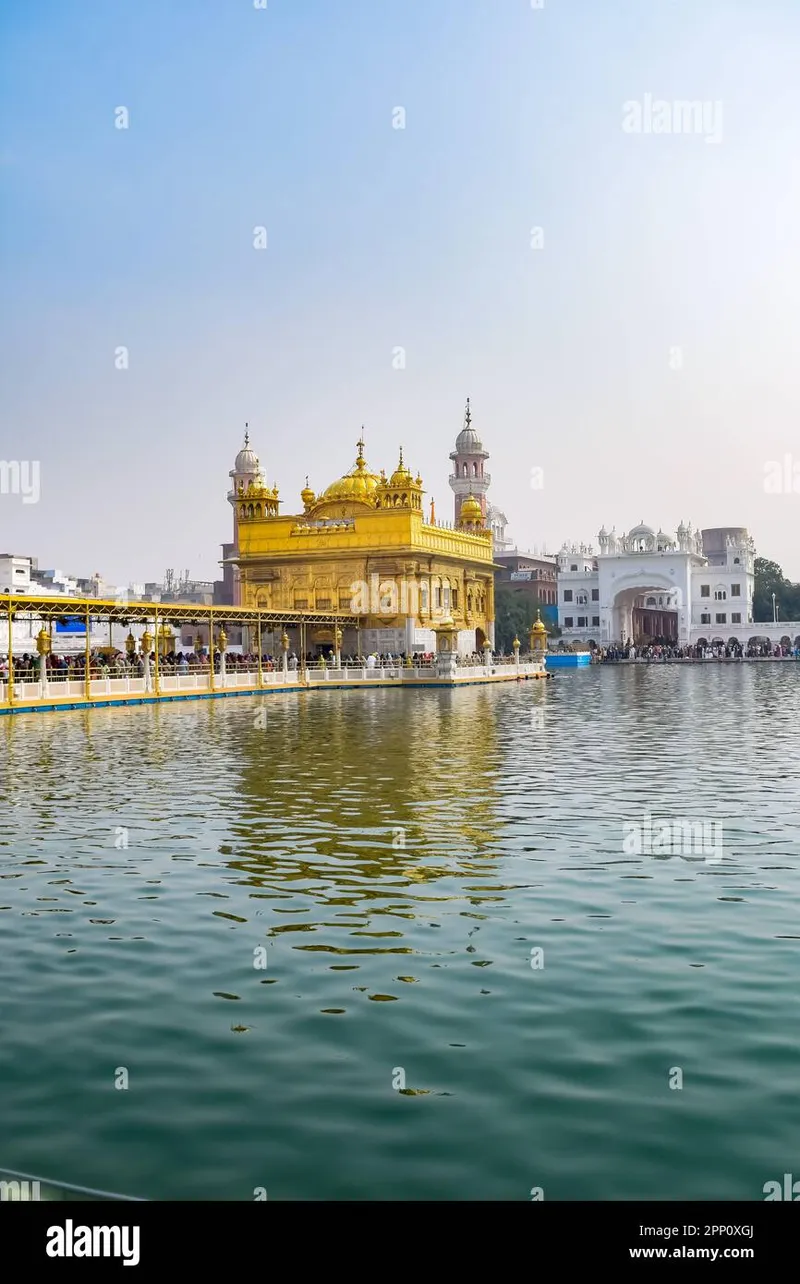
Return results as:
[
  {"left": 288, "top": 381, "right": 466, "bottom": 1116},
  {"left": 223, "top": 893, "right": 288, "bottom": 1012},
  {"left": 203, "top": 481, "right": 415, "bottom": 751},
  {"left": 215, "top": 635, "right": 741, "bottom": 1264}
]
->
[{"left": 1, "top": 664, "right": 798, "bottom": 1200}]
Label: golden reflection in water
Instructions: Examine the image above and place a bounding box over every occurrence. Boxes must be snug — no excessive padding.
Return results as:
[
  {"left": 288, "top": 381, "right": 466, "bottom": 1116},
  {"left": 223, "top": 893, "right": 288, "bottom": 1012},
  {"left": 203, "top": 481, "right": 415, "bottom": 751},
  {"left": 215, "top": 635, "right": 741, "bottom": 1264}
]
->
[{"left": 223, "top": 689, "right": 508, "bottom": 931}]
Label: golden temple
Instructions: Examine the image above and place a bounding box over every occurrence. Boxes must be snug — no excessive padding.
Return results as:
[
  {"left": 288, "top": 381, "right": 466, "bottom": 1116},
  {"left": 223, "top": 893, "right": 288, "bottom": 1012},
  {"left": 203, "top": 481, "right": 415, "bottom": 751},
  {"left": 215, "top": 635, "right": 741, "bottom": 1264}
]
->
[{"left": 226, "top": 427, "right": 498, "bottom": 658}]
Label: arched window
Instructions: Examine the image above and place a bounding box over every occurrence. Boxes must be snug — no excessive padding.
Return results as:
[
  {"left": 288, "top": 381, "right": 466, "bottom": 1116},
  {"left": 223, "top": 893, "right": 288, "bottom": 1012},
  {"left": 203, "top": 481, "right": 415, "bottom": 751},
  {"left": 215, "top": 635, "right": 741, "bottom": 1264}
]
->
[
  {"left": 462, "top": 463, "right": 468, "bottom": 477},
  {"left": 472, "top": 462, "right": 478, "bottom": 476}
]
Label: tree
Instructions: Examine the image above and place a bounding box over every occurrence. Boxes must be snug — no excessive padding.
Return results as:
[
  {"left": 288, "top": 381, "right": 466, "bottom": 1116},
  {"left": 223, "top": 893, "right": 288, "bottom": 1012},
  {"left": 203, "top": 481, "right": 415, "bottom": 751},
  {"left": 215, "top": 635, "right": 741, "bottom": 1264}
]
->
[
  {"left": 753, "top": 558, "right": 800, "bottom": 623},
  {"left": 495, "top": 585, "right": 543, "bottom": 653}
]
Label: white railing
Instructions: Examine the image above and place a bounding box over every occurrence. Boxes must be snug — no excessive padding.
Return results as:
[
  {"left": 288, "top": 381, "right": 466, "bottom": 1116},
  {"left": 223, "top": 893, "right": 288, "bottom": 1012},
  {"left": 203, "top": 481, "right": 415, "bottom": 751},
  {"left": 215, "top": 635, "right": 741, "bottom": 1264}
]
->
[{"left": 0, "top": 656, "right": 545, "bottom": 705}]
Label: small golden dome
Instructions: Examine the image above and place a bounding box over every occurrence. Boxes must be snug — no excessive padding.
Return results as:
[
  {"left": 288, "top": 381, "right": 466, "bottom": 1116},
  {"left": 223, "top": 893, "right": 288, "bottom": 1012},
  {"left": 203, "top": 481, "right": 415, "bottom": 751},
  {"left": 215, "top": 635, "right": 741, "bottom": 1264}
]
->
[
  {"left": 532, "top": 611, "right": 547, "bottom": 635},
  {"left": 458, "top": 494, "right": 483, "bottom": 525},
  {"left": 388, "top": 447, "right": 414, "bottom": 488}
]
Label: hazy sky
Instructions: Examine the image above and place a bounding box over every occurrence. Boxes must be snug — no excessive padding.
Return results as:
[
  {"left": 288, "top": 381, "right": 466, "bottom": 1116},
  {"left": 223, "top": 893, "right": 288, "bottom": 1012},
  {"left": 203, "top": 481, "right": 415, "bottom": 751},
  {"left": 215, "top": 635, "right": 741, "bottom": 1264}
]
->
[{"left": 1, "top": 0, "right": 799, "bottom": 585}]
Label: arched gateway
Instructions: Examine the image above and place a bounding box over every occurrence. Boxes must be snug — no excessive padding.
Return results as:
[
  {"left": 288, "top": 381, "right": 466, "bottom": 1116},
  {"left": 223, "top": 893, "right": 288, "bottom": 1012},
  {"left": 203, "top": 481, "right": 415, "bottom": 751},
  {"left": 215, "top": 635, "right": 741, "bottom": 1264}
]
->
[{"left": 609, "top": 575, "right": 685, "bottom": 647}]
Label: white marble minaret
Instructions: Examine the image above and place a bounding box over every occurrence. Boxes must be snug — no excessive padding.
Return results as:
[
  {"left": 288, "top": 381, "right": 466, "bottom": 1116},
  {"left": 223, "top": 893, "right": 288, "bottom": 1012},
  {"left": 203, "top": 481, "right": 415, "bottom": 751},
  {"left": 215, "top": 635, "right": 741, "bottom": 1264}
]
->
[{"left": 448, "top": 398, "right": 491, "bottom": 524}]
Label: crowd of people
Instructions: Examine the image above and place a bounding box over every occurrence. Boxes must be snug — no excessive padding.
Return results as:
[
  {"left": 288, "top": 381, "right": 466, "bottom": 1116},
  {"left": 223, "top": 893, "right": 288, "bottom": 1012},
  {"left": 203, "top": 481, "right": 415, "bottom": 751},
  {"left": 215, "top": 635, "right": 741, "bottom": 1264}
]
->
[
  {"left": 1, "top": 646, "right": 524, "bottom": 683},
  {"left": 597, "top": 640, "right": 800, "bottom": 662}
]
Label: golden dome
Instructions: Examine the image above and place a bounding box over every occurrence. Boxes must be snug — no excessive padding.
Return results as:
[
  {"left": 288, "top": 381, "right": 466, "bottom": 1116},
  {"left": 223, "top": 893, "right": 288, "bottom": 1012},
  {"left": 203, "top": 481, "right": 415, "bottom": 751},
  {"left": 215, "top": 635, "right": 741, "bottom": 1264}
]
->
[
  {"left": 531, "top": 611, "right": 547, "bottom": 635},
  {"left": 316, "top": 436, "right": 381, "bottom": 508},
  {"left": 388, "top": 447, "right": 414, "bottom": 488},
  {"left": 458, "top": 494, "right": 483, "bottom": 525}
]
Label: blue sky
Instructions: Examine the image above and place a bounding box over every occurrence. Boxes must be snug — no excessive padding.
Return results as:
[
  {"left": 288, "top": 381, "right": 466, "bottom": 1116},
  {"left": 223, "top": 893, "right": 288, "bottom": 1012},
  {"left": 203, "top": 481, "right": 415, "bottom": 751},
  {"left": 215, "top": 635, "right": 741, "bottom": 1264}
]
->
[{"left": 1, "top": 0, "right": 799, "bottom": 583}]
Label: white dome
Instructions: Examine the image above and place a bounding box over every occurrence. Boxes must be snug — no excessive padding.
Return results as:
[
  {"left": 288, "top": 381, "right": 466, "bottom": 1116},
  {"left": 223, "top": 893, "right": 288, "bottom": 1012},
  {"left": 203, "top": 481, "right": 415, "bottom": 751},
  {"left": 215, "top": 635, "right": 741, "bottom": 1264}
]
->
[
  {"left": 454, "top": 398, "right": 484, "bottom": 455},
  {"left": 233, "top": 429, "right": 259, "bottom": 475},
  {"left": 628, "top": 522, "right": 655, "bottom": 539},
  {"left": 455, "top": 425, "right": 483, "bottom": 453}
]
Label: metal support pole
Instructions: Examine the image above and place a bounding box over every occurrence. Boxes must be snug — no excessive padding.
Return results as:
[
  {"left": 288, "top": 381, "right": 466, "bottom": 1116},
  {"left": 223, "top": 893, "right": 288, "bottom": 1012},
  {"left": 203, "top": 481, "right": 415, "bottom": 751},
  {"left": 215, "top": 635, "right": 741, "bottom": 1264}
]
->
[
  {"left": 7, "top": 598, "right": 14, "bottom": 707},
  {"left": 209, "top": 613, "right": 215, "bottom": 691},
  {"left": 257, "top": 612, "right": 263, "bottom": 687},
  {"left": 154, "top": 607, "right": 160, "bottom": 696},
  {"left": 84, "top": 605, "right": 91, "bottom": 700}
]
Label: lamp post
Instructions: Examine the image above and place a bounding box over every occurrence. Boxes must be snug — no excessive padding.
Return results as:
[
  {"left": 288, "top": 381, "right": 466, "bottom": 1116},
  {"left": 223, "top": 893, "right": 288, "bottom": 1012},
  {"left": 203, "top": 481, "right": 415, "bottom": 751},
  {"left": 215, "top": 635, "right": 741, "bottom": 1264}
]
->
[
  {"left": 281, "top": 630, "right": 290, "bottom": 680},
  {"left": 125, "top": 631, "right": 136, "bottom": 663},
  {"left": 334, "top": 625, "right": 342, "bottom": 670},
  {"left": 512, "top": 635, "right": 520, "bottom": 674},
  {"left": 36, "top": 625, "right": 51, "bottom": 697}
]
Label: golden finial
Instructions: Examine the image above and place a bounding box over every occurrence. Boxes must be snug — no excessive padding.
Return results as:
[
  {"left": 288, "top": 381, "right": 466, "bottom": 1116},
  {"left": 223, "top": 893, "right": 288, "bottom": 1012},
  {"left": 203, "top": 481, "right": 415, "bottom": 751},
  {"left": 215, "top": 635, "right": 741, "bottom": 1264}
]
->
[
  {"left": 430, "top": 496, "right": 436, "bottom": 524},
  {"left": 464, "top": 397, "right": 471, "bottom": 428},
  {"left": 355, "top": 431, "right": 366, "bottom": 470},
  {"left": 244, "top": 423, "right": 249, "bottom": 447}
]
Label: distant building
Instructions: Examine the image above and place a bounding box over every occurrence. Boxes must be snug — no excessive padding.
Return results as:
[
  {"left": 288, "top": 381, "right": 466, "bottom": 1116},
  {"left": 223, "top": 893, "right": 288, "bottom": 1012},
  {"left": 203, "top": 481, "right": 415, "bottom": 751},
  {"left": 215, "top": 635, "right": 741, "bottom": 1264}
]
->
[
  {"left": 494, "top": 549, "right": 558, "bottom": 631},
  {"left": 0, "top": 554, "right": 33, "bottom": 594},
  {"left": 555, "top": 521, "right": 799, "bottom": 648}
]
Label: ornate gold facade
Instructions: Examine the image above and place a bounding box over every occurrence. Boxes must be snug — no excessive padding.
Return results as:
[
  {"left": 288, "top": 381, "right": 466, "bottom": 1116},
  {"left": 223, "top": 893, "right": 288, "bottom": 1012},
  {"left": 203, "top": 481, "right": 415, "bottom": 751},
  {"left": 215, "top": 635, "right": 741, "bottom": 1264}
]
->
[{"left": 227, "top": 434, "right": 498, "bottom": 655}]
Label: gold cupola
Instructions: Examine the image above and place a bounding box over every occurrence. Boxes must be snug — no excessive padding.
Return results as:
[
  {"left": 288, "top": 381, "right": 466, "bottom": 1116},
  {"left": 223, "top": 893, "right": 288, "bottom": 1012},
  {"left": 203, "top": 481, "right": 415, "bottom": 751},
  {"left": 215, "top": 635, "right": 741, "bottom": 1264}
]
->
[
  {"left": 300, "top": 476, "right": 316, "bottom": 512},
  {"left": 457, "top": 493, "right": 483, "bottom": 528},
  {"left": 376, "top": 448, "right": 424, "bottom": 510},
  {"left": 389, "top": 447, "right": 413, "bottom": 487},
  {"left": 530, "top": 610, "right": 547, "bottom": 652}
]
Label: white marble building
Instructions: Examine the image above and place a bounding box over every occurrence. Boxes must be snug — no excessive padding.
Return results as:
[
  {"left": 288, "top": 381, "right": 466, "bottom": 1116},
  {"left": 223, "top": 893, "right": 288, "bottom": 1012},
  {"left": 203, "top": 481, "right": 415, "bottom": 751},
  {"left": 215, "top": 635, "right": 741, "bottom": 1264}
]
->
[{"left": 556, "top": 523, "right": 800, "bottom": 648}]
